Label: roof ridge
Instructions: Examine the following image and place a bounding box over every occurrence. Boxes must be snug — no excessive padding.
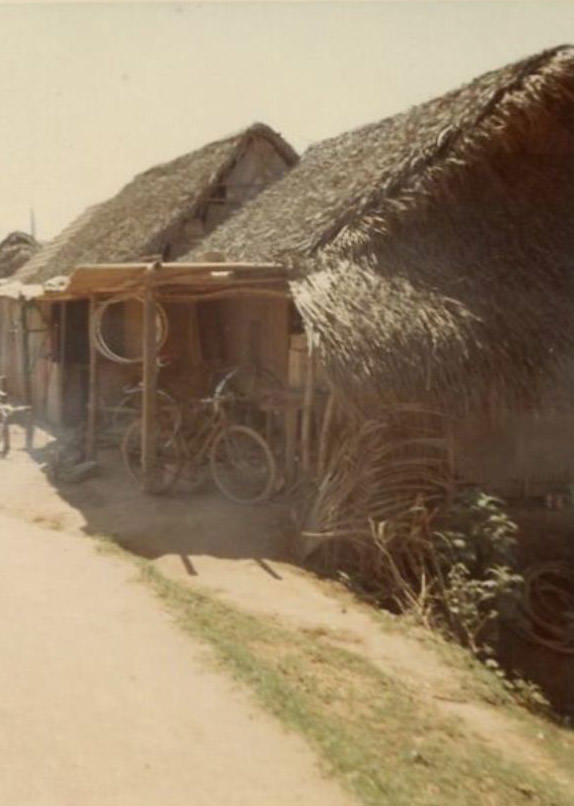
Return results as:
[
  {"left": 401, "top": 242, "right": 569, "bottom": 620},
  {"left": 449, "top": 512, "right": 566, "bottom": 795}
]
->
[
  {"left": 15, "top": 122, "right": 297, "bottom": 282},
  {"left": 134, "top": 121, "right": 296, "bottom": 183},
  {"left": 318, "top": 45, "right": 574, "bottom": 253}
]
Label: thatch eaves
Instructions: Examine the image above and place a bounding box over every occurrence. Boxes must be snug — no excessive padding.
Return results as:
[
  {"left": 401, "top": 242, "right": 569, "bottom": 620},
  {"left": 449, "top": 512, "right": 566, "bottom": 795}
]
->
[
  {"left": 186, "top": 46, "right": 573, "bottom": 264},
  {"left": 187, "top": 46, "right": 574, "bottom": 414},
  {"left": 0, "top": 231, "right": 39, "bottom": 279},
  {"left": 16, "top": 123, "right": 297, "bottom": 284}
]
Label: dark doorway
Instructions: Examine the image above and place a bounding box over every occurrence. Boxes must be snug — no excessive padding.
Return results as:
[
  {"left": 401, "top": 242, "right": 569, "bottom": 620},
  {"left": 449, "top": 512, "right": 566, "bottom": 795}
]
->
[{"left": 55, "top": 300, "right": 90, "bottom": 425}]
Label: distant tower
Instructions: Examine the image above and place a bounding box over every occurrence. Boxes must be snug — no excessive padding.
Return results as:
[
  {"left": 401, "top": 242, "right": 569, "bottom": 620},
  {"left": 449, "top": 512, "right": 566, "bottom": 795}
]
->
[{"left": 29, "top": 207, "right": 36, "bottom": 239}]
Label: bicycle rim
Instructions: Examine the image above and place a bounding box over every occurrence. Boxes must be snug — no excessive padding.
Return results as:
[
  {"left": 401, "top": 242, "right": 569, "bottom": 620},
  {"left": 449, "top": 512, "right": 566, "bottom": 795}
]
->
[
  {"left": 111, "top": 391, "right": 180, "bottom": 443},
  {"left": 209, "top": 425, "right": 276, "bottom": 504},
  {"left": 121, "top": 419, "right": 183, "bottom": 494},
  {"left": 177, "top": 452, "right": 209, "bottom": 493}
]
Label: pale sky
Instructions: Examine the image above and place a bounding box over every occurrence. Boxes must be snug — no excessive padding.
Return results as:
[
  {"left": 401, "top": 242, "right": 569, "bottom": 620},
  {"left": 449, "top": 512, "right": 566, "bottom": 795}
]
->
[{"left": 0, "top": 1, "right": 573, "bottom": 241}]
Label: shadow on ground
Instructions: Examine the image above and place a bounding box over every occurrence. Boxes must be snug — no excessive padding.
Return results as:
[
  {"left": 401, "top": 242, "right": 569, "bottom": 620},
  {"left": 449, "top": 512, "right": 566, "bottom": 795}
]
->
[{"left": 8, "top": 426, "right": 295, "bottom": 564}]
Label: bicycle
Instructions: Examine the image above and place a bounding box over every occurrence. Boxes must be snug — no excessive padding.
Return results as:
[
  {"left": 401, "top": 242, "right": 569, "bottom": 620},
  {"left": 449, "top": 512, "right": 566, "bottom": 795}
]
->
[
  {"left": 99, "top": 383, "right": 180, "bottom": 445},
  {"left": 212, "top": 364, "right": 287, "bottom": 458},
  {"left": 98, "top": 357, "right": 181, "bottom": 446},
  {"left": 121, "top": 389, "right": 277, "bottom": 504},
  {"left": 0, "top": 377, "right": 32, "bottom": 458}
]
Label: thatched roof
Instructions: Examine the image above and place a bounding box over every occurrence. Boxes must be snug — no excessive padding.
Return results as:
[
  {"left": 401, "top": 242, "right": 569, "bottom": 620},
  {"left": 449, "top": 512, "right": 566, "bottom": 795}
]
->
[
  {"left": 0, "top": 232, "right": 39, "bottom": 279},
  {"left": 187, "top": 45, "right": 574, "bottom": 414},
  {"left": 16, "top": 123, "right": 297, "bottom": 284}
]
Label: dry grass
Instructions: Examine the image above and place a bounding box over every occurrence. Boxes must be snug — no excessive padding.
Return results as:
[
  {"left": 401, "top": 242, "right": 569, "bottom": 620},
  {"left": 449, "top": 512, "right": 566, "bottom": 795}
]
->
[{"left": 297, "top": 402, "right": 452, "bottom": 608}]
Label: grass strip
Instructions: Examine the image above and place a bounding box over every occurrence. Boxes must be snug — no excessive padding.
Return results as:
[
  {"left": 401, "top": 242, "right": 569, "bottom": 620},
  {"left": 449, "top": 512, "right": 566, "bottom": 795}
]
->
[{"left": 134, "top": 559, "right": 572, "bottom": 806}]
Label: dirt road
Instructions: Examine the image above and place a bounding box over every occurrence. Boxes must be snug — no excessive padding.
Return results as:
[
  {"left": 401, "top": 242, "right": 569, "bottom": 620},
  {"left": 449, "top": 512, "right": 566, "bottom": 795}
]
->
[{"left": 0, "top": 511, "right": 353, "bottom": 806}]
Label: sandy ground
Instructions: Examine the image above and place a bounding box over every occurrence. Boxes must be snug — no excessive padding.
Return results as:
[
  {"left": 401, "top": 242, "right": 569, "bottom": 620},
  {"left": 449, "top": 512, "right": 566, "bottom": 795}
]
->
[
  {"left": 0, "top": 510, "right": 354, "bottom": 806},
  {"left": 1, "top": 426, "right": 573, "bottom": 789}
]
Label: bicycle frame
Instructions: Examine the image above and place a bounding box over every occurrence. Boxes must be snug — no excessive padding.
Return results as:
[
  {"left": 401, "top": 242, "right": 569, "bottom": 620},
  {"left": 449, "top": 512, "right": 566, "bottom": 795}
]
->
[
  {"left": 121, "top": 388, "right": 277, "bottom": 503},
  {"left": 177, "top": 397, "right": 228, "bottom": 469}
]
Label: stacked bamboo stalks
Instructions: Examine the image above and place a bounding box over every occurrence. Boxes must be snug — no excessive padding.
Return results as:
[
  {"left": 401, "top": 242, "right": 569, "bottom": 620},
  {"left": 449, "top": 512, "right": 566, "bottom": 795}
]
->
[{"left": 298, "top": 399, "right": 453, "bottom": 596}]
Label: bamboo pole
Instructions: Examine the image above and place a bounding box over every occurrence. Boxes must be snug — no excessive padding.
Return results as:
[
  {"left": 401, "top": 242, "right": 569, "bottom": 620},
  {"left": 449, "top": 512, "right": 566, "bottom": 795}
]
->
[
  {"left": 141, "top": 281, "right": 158, "bottom": 492},
  {"left": 445, "top": 418, "right": 456, "bottom": 508},
  {"left": 86, "top": 296, "right": 99, "bottom": 460}
]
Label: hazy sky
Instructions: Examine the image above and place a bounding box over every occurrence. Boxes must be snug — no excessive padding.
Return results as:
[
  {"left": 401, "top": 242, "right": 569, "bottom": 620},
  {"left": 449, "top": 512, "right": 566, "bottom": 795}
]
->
[{"left": 0, "top": 1, "right": 573, "bottom": 241}]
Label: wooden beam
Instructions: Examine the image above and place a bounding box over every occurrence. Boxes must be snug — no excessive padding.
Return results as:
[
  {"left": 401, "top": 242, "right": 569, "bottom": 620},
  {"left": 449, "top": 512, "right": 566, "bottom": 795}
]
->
[
  {"left": 86, "top": 296, "right": 99, "bottom": 460},
  {"left": 156, "top": 288, "right": 289, "bottom": 304},
  {"left": 141, "top": 282, "right": 158, "bottom": 493}
]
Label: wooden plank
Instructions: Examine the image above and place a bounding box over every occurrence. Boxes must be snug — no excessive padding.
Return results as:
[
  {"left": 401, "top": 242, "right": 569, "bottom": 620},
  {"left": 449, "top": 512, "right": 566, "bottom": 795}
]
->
[
  {"left": 157, "top": 288, "right": 289, "bottom": 304},
  {"left": 141, "top": 283, "right": 158, "bottom": 493},
  {"left": 85, "top": 296, "right": 99, "bottom": 460}
]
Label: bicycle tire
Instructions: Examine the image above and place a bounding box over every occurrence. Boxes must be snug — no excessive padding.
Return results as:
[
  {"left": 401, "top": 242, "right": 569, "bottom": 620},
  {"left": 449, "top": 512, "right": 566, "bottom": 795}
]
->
[
  {"left": 177, "top": 456, "right": 209, "bottom": 493},
  {"left": 92, "top": 294, "right": 168, "bottom": 364},
  {"left": 209, "top": 424, "right": 276, "bottom": 504},
  {"left": 214, "top": 365, "right": 284, "bottom": 405},
  {"left": 213, "top": 365, "right": 286, "bottom": 455},
  {"left": 121, "top": 419, "right": 183, "bottom": 494},
  {"left": 110, "top": 390, "right": 181, "bottom": 442}
]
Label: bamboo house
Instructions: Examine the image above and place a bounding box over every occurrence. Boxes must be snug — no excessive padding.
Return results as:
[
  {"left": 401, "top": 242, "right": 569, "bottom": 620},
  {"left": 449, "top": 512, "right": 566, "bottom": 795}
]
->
[
  {"left": 0, "top": 123, "right": 298, "bottom": 426},
  {"left": 186, "top": 45, "right": 574, "bottom": 510}
]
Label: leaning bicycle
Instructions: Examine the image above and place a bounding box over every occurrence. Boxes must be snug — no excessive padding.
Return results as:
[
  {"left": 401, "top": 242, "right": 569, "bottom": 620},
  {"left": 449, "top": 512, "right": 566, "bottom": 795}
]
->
[{"left": 121, "top": 391, "right": 277, "bottom": 504}]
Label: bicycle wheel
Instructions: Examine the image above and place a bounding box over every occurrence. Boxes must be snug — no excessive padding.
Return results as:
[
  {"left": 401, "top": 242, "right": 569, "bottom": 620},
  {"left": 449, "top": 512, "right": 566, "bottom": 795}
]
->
[
  {"left": 177, "top": 455, "right": 209, "bottom": 493},
  {"left": 214, "top": 365, "right": 286, "bottom": 456},
  {"left": 209, "top": 425, "right": 276, "bottom": 504},
  {"left": 214, "top": 366, "right": 284, "bottom": 408},
  {"left": 121, "top": 419, "right": 183, "bottom": 494},
  {"left": 110, "top": 390, "right": 181, "bottom": 444}
]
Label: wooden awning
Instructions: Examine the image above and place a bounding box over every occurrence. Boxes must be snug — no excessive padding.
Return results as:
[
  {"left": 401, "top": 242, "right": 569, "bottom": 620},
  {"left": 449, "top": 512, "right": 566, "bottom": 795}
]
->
[{"left": 0, "top": 261, "right": 289, "bottom": 302}]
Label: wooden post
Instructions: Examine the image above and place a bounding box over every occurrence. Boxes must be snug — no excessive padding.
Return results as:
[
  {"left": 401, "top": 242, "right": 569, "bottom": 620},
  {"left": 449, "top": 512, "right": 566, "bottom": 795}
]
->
[
  {"left": 318, "top": 391, "right": 335, "bottom": 477},
  {"left": 20, "top": 300, "right": 32, "bottom": 407},
  {"left": 284, "top": 396, "right": 298, "bottom": 482},
  {"left": 19, "top": 299, "right": 35, "bottom": 450},
  {"left": 301, "top": 346, "right": 315, "bottom": 474},
  {"left": 86, "top": 296, "right": 99, "bottom": 460},
  {"left": 141, "top": 280, "right": 158, "bottom": 492},
  {"left": 59, "top": 301, "right": 67, "bottom": 426}
]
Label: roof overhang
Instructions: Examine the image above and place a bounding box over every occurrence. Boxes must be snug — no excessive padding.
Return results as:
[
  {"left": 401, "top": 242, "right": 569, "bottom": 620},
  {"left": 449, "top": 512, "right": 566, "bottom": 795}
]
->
[{"left": 0, "top": 261, "right": 289, "bottom": 302}]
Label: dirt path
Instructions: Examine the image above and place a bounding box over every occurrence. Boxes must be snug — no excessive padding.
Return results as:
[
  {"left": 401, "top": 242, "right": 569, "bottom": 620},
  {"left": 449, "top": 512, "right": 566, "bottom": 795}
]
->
[
  {"left": 1, "top": 427, "right": 573, "bottom": 789},
  {"left": 0, "top": 511, "right": 353, "bottom": 806}
]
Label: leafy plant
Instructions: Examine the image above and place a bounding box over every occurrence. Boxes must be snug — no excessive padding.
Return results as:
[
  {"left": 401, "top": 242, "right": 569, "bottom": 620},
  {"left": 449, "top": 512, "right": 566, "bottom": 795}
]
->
[
  {"left": 432, "top": 490, "right": 524, "bottom": 654},
  {"left": 440, "top": 562, "right": 523, "bottom": 654},
  {"left": 434, "top": 490, "right": 519, "bottom": 576}
]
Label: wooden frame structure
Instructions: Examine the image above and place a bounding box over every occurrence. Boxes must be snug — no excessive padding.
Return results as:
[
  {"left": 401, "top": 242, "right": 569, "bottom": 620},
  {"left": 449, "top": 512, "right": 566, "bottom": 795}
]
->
[
  {"left": 74, "top": 260, "right": 289, "bottom": 492},
  {"left": 0, "top": 259, "right": 326, "bottom": 493}
]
